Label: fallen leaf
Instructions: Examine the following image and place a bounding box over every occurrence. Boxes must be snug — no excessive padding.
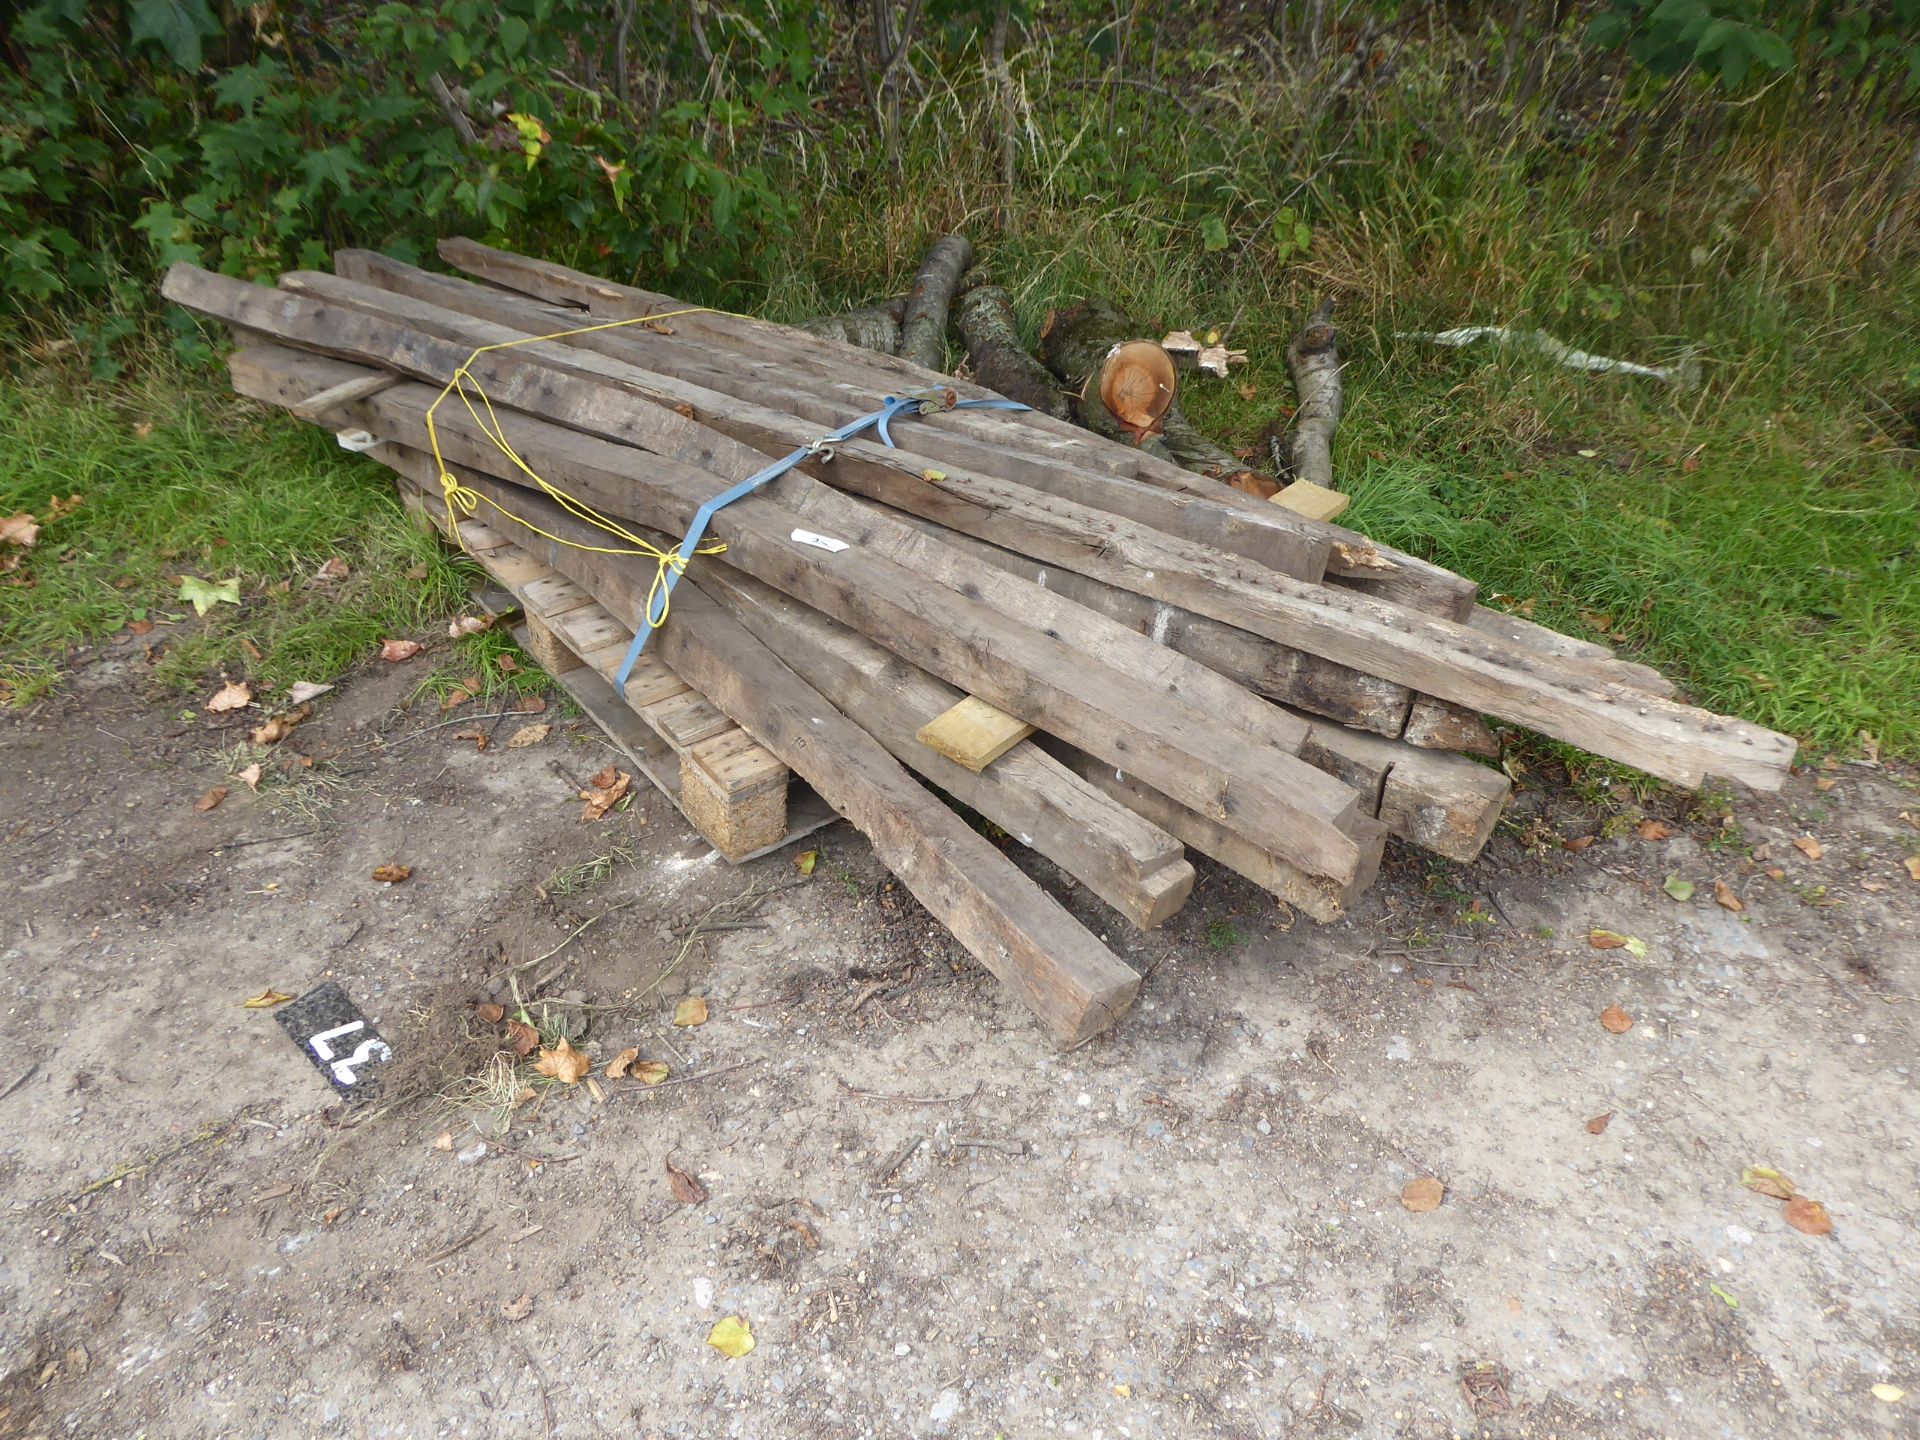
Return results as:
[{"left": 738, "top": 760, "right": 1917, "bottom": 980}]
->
[
  {"left": 452, "top": 729, "right": 489, "bottom": 751},
  {"left": 632, "top": 1060, "right": 669, "bottom": 1085},
  {"left": 1784, "top": 1196, "right": 1833, "bottom": 1236},
  {"left": 1636, "top": 819, "right": 1671, "bottom": 841},
  {"left": 314, "top": 557, "right": 350, "bottom": 581},
  {"left": 1586, "top": 1112, "right": 1612, "bottom": 1135},
  {"left": 286, "top": 681, "right": 333, "bottom": 705},
  {"left": 1114, "top": 1382, "right": 1134, "bottom": 1399},
  {"left": 475, "top": 1002, "right": 505, "bottom": 1024},
  {"left": 195, "top": 785, "right": 229, "bottom": 813},
  {"left": 1600, "top": 1005, "right": 1634, "bottom": 1033},
  {"left": 1741, "top": 1165, "right": 1795, "bottom": 1200},
  {"left": 178, "top": 574, "right": 241, "bottom": 616},
  {"left": 127, "top": 619, "right": 154, "bottom": 636},
  {"left": 1873, "top": 1384, "right": 1905, "bottom": 1404},
  {"left": 379, "top": 638, "right": 424, "bottom": 663},
  {"left": 1814, "top": 776, "right": 1836, "bottom": 792},
  {"left": 512, "top": 694, "right": 547, "bottom": 714},
  {"left": 501, "top": 1293, "right": 533, "bottom": 1322},
  {"left": 1663, "top": 875, "right": 1695, "bottom": 902},
  {"left": 606, "top": 1046, "right": 640, "bottom": 1079},
  {"left": 407, "top": 563, "right": 430, "bottom": 580},
  {"left": 440, "top": 686, "right": 473, "bottom": 712},
  {"left": 241, "top": 989, "right": 294, "bottom": 1008},
  {"left": 795, "top": 849, "right": 818, "bottom": 876},
  {"left": 666, "top": 1159, "right": 709, "bottom": 1205},
  {"left": 1860, "top": 729, "right": 1880, "bottom": 764},
  {"left": 706, "top": 1316, "right": 754, "bottom": 1358},
  {"left": 505, "top": 1020, "right": 540, "bottom": 1057},
  {"left": 1714, "top": 879, "right": 1745, "bottom": 911},
  {"left": 534, "top": 1035, "right": 591, "bottom": 1084},
  {"left": 0, "top": 513, "right": 40, "bottom": 548},
  {"left": 1905, "top": 857, "right": 1920, "bottom": 882},
  {"left": 448, "top": 614, "right": 493, "bottom": 638},
  {"left": 1562, "top": 835, "right": 1596, "bottom": 852},
  {"left": 322, "top": 1206, "right": 345, "bottom": 1225},
  {"left": 205, "top": 680, "right": 253, "bottom": 714},
  {"left": 237, "top": 763, "right": 263, "bottom": 792},
  {"left": 433, "top": 1132, "right": 454, "bottom": 1151},
  {"left": 506, "top": 722, "right": 550, "bottom": 748},
  {"left": 1793, "top": 835, "right": 1824, "bottom": 861},
  {"left": 1709, "top": 1282, "right": 1740, "bottom": 1309},
  {"left": 1766, "top": 866, "right": 1786, "bottom": 881},
  {"left": 498, "top": 654, "right": 520, "bottom": 673},
  {"left": 1578, "top": 608, "right": 1613, "bottom": 634},
  {"left": 920, "top": 468, "right": 948, "bottom": 483},
  {"left": 250, "top": 703, "right": 312, "bottom": 746},
  {"left": 371, "top": 864, "right": 412, "bottom": 884},
  {"left": 673, "top": 996, "right": 709, "bottom": 1028},
  {"left": 1400, "top": 1177, "right": 1444, "bottom": 1213},
  {"left": 579, "top": 768, "right": 632, "bottom": 821}
]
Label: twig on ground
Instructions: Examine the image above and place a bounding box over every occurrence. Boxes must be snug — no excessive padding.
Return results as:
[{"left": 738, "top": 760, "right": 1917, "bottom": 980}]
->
[
  {"left": 419, "top": 1221, "right": 495, "bottom": 1266},
  {"left": 0, "top": 1062, "right": 39, "bottom": 1103},
  {"left": 838, "top": 1079, "right": 982, "bottom": 1106},
  {"left": 872, "top": 1135, "right": 923, "bottom": 1185},
  {"left": 488, "top": 900, "right": 635, "bottom": 988},
  {"left": 616, "top": 1059, "right": 759, "bottom": 1098}
]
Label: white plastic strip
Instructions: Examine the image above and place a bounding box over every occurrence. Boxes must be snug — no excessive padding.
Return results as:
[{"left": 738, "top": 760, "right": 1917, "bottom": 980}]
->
[{"left": 790, "top": 528, "right": 849, "bottom": 553}]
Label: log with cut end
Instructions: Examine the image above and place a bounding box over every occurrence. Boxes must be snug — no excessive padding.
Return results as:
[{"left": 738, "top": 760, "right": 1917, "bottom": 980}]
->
[
  {"left": 1037, "top": 300, "right": 1178, "bottom": 445},
  {"left": 800, "top": 297, "right": 906, "bottom": 354},
  {"left": 955, "top": 286, "right": 1071, "bottom": 420}
]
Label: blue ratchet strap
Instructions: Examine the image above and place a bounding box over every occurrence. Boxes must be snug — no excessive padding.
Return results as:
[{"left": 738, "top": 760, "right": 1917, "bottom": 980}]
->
[{"left": 612, "top": 389, "right": 1029, "bottom": 689}]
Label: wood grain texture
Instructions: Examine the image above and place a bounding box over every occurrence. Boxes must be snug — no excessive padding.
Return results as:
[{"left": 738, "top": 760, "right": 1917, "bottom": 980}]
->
[{"left": 915, "top": 696, "right": 1036, "bottom": 773}]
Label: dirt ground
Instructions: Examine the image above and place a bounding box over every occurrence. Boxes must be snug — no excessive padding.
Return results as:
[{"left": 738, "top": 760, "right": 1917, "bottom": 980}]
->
[{"left": 3, "top": 639, "right": 1917, "bottom": 1440}]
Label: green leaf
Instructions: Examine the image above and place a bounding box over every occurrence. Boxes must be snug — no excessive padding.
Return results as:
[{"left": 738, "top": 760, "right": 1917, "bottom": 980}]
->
[
  {"left": 1747, "top": 28, "right": 1794, "bottom": 73},
  {"left": 127, "top": 0, "right": 223, "bottom": 70},
  {"left": 178, "top": 574, "right": 240, "bottom": 616},
  {"left": 1664, "top": 875, "right": 1696, "bottom": 902},
  {"left": 1199, "top": 215, "right": 1230, "bottom": 253}
]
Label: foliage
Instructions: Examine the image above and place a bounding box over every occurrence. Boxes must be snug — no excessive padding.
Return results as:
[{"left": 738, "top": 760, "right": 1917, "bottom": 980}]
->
[{"left": 1587, "top": 0, "right": 1920, "bottom": 94}]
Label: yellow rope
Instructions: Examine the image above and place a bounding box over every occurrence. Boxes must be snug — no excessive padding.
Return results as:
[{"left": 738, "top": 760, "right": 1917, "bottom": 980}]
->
[{"left": 425, "top": 307, "right": 726, "bottom": 634}]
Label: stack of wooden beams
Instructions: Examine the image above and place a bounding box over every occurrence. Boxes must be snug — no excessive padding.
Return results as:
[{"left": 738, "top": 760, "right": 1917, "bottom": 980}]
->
[{"left": 161, "top": 246, "right": 1796, "bottom": 1046}]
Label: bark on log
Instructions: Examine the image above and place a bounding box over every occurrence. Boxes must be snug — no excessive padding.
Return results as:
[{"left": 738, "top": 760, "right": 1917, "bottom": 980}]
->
[
  {"left": 1286, "top": 299, "right": 1342, "bottom": 491},
  {"left": 900, "top": 234, "right": 973, "bottom": 372},
  {"left": 1036, "top": 299, "right": 1178, "bottom": 449},
  {"left": 955, "top": 286, "right": 1071, "bottom": 420},
  {"left": 800, "top": 297, "right": 906, "bottom": 354}
]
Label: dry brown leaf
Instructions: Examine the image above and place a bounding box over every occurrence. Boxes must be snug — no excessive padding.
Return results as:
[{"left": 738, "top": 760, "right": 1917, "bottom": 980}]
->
[
  {"left": 666, "top": 1159, "right": 709, "bottom": 1206},
  {"left": 205, "top": 679, "right": 253, "bottom": 714},
  {"left": 501, "top": 1293, "right": 533, "bottom": 1322},
  {"left": 250, "top": 702, "right": 312, "bottom": 746},
  {"left": 1600, "top": 1005, "right": 1634, "bottom": 1034},
  {"left": 451, "top": 729, "right": 489, "bottom": 751},
  {"left": 195, "top": 785, "right": 229, "bottom": 813},
  {"left": 0, "top": 513, "right": 41, "bottom": 549},
  {"left": 1586, "top": 1113, "right": 1612, "bottom": 1135},
  {"left": 498, "top": 654, "right": 520, "bottom": 673},
  {"left": 406, "top": 562, "right": 430, "bottom": 580},
  {"left": 579, "top": 768, "right": 632, "bottom": 821},
  {"left": 1814, "top": 776, "right": 1836, "bottom": 792},
  {"left": 314, "top": 557, "right": 349, "bottom": 581},
  {"left": 1589, "top": 930, "right": 1627, "bottom": 951},
  {"left": 1793, "top": 835, "right": 1824, "bottom": 861},
  {"left": 506, "top": 722, "right": 550, "bottom": 749},
  {"left": 534, "top": 1035, "right": 591, "bottom": 1084},
  {"left": 241, "top": 988, "right": 294, "bottom": 1009},
  {"left": 379, "top": 637, "right": 424, "bottom": 663},
  {"left": 1904, "top": 857, "right": 1920, "bottom": 883},
  {"left": 1784, "top": 1196, "right": 1834, "bottom": 1236},
  {"left": 606, "top": 1046, "right": 640, "bottom": 1079},
  {"left": 1636, "top": 819, "right": 1671, "bottom": 841},
  {"left": 673, "top": 996, "right": 709, "bottom": 1028},
  {"left": 448, "top": 614, "right": 493, "bottom": 638},
  {"left": 237, "top": 762, "right": 263, "bottom": 792},
  {"left": 1859, "top": 729, "right": 1881, "bottom": 764},
  {"left": 440, "top": 687, "right": 473, "bottom": 712},
  {"left": 512, "top": 694, "right": 546, "bottom": 713},
  {"left": 127, "top": 618, "right": 154, "bottom": 636},
  {"left": 475, "top": 1002, "right": 505, "bottom": 1024},
  {"left": 1562, "top": 835, "right": 1596, "bottom": 852},
  {"left": 632, "top": 1060, "right": 669, "bottom": 1085},
  {"left": 371, "top": 864, "right": 412, "bottom": 884},
  {"left": 432, "top": 1132, "right": 454, "bottom": 1151},
  {"left": 1741, "top": 1165, "right": 1795, "bottom": 1199},
  {"left": 1400, "top": 1177, "right": 1444, "bottom": 1213},
  {"left": 504, "top": 1020, "right": 540, "bottom": 1057},
  {"left": 286, "top": 681, "right": 332, "bottom": 704},
  {"left": 1714, "top": 879, "right": 1745, "bottom": 912}
]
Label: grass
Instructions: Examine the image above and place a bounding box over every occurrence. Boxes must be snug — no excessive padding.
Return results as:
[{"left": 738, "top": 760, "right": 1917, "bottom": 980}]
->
[
  {"left": 0, "top": 350, "right": 526, "bottom": 706},
  {"left": 5, "top": 15, "right": 1918, "bottom": 760}
]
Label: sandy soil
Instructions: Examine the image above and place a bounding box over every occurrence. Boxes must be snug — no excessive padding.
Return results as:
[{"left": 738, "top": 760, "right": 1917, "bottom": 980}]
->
[{"left": 3, "top": 644, "right": 1917, "bottom": 1440}]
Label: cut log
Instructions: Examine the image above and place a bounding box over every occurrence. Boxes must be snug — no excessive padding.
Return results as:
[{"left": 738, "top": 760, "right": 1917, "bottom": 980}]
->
[
  {"left": 916, "top": 696, "right": 1035, "bottom": 772},
  {"left": 1058, "top": 746, "right": 1387, "bottom": 923},
  {"left": 688, "top": 563, "right": 1197, "bottom": 930},
  {"left": 900, "top": 235, "right": 973, "bottom": 372},
  {"left": 1286, "top": 299, "right": 1342, "bottom": 492},
  {"left": 800, "top": 297, "right": 906, "bottom": 354},
  {"left": 214, "top": 332, "right": 1371, "bottom": 879},
  {"left": 954, "top": 286, "right": 1071, "bottom": 420},
  {"left": 1036, "top": 299, "right": 1177, "bottom": 446}
]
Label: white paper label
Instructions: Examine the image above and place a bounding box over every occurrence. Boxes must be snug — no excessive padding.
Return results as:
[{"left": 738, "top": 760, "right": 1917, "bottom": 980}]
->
[
  {"left": 335, "top": 429, "right": 379, "bottom": 452},
  {"left": 790, "top": 528, "right": 849, "bottom": 553}
]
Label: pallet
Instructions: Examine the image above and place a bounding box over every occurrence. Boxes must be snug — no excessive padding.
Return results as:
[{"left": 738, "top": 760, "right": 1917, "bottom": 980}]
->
[{"left": 430, "top": 503, "right": 836, "bottom": 862}]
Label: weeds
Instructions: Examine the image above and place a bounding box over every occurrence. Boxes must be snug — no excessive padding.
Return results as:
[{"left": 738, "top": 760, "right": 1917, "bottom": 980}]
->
[{"left": 543, "top": 835, "right": 639, "bottom": 898}]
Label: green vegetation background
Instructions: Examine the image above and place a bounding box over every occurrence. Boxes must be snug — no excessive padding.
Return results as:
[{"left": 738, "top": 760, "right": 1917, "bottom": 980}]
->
[{"left": 2, "top": 0, "right": 1916, "bottom": 758}]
